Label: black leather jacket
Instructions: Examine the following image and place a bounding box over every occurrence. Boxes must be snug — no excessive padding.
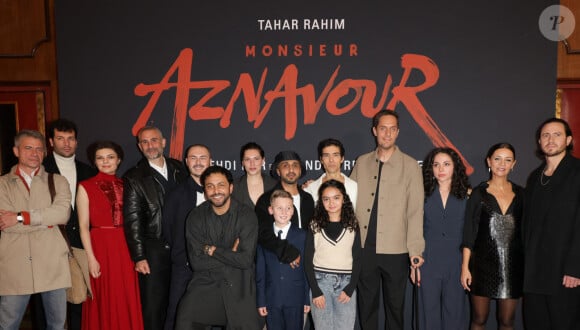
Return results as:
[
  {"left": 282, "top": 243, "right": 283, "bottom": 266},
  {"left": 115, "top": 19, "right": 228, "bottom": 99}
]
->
[{"left": 123, "top": 157, "right": 186, "bottom": 262}]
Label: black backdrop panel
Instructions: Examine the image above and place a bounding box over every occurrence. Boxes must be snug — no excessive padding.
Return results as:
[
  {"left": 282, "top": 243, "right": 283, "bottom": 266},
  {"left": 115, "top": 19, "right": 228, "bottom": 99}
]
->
[{"left": 55, "top": 0, "right": 557, "bottom": 185}]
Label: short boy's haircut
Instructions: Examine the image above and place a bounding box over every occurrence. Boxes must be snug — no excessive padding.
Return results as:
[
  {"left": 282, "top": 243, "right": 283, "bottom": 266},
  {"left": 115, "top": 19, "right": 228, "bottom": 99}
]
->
[{"left": 270, "top": 189, "right": 293, "bottom": 205}]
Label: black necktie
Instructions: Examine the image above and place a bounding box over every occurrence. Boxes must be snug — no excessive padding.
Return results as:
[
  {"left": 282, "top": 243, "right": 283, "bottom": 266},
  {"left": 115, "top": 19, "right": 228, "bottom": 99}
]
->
[{"left": 277, "top": 230, "right": 283, "bottom": 239}]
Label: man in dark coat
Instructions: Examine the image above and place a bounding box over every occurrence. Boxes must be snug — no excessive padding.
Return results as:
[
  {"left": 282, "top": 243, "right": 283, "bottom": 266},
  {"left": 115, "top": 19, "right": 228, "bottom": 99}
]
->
[
  {"left": 162, "top": 144, "right": 211, "bottom": 330},
  {"left": 523, "top": 117, "right": 580, "bottom": 329},
  {"left": 255, "top": 151, "right": 315, "bottom": 267},
  {"left": 176, "top": 166, "right": 259, "bottom": 329},
  {"left": 41, "top": 119, "right": 97, "bottom": 330},
  {"left": 123, "top": 126, "right": 187, "bottom": 330}
]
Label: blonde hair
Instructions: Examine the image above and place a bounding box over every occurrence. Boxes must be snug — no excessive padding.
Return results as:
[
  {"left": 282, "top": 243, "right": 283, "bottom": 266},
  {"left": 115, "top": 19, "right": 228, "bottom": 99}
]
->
[{"left": 270, "top": 189, "right": 293, "bottom": 205}]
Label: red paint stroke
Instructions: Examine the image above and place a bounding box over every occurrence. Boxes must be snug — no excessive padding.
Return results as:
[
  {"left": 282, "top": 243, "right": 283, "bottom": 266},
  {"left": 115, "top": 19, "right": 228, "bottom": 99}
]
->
[{"left": 133, "top": 48, "right": 474, "bottom": 175}]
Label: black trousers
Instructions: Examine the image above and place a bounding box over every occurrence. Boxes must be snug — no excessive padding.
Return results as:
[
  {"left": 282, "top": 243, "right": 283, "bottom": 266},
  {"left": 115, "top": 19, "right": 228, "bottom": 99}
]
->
[
  {"left": 175, "top": 279, "right": 228, "bottom": 329},
  {"left": 139, "top": 239, "right": 172, "bottom": 330},
  {"left": 175, "top": 273, "right": 259, "bottom": 330},
  {"left": 524, "top": 291, "right": 580, "bottom": 330},
  {"left": 164, "top": 264, "right": 193, "bottom": 330},
  {"left": 357, "top": 250, "right": 409, "bottom": 330},
  {"left": 67, "top": 302, "right": 82, "bottom": 330}
]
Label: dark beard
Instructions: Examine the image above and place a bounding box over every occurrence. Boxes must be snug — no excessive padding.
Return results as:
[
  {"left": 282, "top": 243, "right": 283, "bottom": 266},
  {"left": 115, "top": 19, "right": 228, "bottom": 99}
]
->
[
  {"left": 281, "top": 176, "right": 298, "bottom": 185},
  {"left": 543, "top": 146, "right": 566, "bottom": 158},
  {"left": 209, "top": 194, "right": 230, "bottom": 208}
]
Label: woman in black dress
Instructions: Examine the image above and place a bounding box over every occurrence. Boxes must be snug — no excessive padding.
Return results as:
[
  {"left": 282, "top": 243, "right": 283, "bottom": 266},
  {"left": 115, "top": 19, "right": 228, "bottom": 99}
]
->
[{"left": 461, "top": 143, "right": 524, "bottom": 330}]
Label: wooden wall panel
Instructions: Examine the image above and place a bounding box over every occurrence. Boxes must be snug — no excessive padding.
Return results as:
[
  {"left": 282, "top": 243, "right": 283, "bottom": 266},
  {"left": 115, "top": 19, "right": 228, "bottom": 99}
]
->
[
  {"left": 557, "top": 83, "right": 580, "bottom": 158},
  {"left": 0, "top": 0, "right": 58, "bottom": 121},
  {"left": 557, "top": 0, "right": 580, "bottom": 79},
  {"left": 0, "top": 0, "right": 50, "bottom": 57}
]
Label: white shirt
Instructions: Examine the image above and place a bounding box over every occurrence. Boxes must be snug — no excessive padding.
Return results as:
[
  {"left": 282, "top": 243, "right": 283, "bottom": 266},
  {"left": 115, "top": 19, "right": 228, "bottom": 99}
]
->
[
  {"left": 53, "top": 152, "right": 77, "bottom": 208},
  {"left": 292, "top": 194, "right": 302, "bottom": 228},
  {"left": 196, "top": 192, "right": 205, "bottom": 206},
  {"left": 273, "top": 222, "right": 292, "bottom": 240},
  {"left": 304, "top": 173, "right": 358, "bottom": 209},
  {"left": 149, "top": 158, "right": 168, "bottom": 180},
  {"left": 18, "top": 166, "right": 39, "bottom": 188}
]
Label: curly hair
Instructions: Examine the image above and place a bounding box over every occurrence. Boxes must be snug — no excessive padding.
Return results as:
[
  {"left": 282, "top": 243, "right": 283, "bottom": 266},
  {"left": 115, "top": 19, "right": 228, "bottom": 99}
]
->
[
  {"left": 422, "top": 147, "right": 470, "bottom": 200},
  {"left": 310, "top": 179, "right": 359, "bottom": 233}
]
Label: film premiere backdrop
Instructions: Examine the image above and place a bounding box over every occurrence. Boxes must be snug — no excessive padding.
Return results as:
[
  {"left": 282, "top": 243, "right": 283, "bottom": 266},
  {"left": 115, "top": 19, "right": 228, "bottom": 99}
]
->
[
  {"left": 55, "top": 1, "right": 556, "bottom": 188},
  {"left": 54, "top": 1, "right": 560, "bottom": 328}
]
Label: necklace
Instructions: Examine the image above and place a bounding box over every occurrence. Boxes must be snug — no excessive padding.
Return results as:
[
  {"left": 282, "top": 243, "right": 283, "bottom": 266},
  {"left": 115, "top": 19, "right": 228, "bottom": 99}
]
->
[{"left": 540, "top": 171, "right": 550, "bottom": 186}]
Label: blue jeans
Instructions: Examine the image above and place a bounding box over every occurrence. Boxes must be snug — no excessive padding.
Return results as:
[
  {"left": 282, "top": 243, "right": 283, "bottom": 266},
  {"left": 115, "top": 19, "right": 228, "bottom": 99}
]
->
[
  {"left": 311, "top": 272, "right": 356, "bottom": 330},
  {"left": 0, "top": 288, "right": 66, "bottom": 330}
]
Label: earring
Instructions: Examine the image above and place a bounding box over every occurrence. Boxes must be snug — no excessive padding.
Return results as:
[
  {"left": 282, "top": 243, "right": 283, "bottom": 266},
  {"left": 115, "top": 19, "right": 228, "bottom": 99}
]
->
[{"left": 488, "top": 167, "right": 490, "bottom": 173}]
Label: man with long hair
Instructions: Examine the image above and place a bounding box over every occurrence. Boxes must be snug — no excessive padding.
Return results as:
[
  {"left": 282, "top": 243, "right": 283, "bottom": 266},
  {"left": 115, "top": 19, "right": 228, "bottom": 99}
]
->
[{"left": 523, "top": 118, "right": 580, "bottom": 329}]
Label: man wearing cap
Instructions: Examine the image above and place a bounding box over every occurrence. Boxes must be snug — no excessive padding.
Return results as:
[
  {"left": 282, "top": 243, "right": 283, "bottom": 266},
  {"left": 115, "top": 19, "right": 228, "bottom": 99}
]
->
[{"left": 255, "top": 151, "right": 315, "bottom": 267}]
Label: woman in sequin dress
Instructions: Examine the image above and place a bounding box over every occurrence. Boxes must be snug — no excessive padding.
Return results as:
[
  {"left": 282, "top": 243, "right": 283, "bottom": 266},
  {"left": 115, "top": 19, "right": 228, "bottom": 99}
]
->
[{"left": 461, "top": 142, "right": 524, "bottom": 330}]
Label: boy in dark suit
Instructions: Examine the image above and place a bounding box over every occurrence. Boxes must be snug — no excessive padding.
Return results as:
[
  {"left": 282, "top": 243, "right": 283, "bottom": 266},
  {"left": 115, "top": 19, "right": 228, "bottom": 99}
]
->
[{"left": 256, "top": 190, "right": 310, "bottom": 330}]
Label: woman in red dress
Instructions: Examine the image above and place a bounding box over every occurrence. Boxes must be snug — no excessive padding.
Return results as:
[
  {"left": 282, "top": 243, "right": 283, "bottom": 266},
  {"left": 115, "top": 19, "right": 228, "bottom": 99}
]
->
[{"left": 77, "top": 141, "right": 143, "bottom": 330}]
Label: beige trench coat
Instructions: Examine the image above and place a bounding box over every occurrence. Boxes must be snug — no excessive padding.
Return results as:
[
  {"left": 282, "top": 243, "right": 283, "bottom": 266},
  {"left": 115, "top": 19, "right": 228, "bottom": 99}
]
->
[{"left": 0, "top": 165, "right": 71, "bottom": 295}]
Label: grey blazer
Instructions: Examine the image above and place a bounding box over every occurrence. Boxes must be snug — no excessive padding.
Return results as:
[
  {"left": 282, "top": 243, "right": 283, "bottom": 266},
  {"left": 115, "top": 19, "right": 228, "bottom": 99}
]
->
[{"left": 232, "top": 173, "right": 276, "bottom": 208}]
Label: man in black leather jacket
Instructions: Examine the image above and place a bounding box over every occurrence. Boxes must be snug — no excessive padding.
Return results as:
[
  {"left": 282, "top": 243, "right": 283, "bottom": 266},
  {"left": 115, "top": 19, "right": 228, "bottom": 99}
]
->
[{"left": 123, "top": 126, "right": 187, "bottom": 330}]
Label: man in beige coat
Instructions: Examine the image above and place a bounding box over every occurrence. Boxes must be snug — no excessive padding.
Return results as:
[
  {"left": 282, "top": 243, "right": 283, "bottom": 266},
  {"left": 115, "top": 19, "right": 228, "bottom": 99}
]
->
[
  {"left": 350, "top": 110, "right": 424, "bottom": 330},
  {"left": 0, "top": 129, "right": 71, "bottom": 329}
]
